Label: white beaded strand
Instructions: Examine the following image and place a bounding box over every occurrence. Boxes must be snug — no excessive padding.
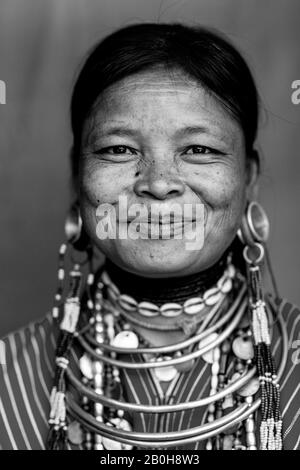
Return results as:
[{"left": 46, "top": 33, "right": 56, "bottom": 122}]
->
[{"left": 93, "top": 284, "right": 105, "bottom": 450}]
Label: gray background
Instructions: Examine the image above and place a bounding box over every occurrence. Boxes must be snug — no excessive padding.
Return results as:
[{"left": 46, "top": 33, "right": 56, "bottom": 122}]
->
[{"left": 0, "top": 0, "right": 299, "bottom": 337}]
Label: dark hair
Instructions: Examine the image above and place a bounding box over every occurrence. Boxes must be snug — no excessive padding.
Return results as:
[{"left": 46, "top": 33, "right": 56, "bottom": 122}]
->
[{"left": 70, "top": 22, "right": 260, "bottom": 177}]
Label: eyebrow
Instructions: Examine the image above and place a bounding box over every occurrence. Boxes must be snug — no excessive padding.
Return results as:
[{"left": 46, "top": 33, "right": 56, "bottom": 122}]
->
[
  {"left": 173, "top": 125, "right": 215, "bottom": 138},
  {"left": 91, "top": 124, "right": 222, "bottom": 139},
  {"left": 85, "top": 125, "right": 138, "bottom": 145},
  {"left": 96, "top": 126, "right": 141, "bottom": 138}
]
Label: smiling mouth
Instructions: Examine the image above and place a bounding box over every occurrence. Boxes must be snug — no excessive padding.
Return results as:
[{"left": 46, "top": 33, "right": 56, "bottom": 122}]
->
[
  {"left": 124, "top": 219, "right": 197, "bottom": 239},
  {"left": 122, "top": 214, "right": 196, "bottom": 224},
  {"left": 114, "top": 203, "right": 206, "bottom": 231}
]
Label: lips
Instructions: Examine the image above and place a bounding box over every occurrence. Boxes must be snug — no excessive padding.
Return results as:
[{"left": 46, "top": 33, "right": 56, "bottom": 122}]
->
[
  {"left": 127, "top": 217, "right": 195, "bottom": 224},
  {"left": 134, "top": 219, "right": 197, "bottom": 238},
  {"left": 116, "top": 202, "right": 205, "bottom": 225},
  {"left": 122, "top": 212, "right": 196, "bottom": 224}
]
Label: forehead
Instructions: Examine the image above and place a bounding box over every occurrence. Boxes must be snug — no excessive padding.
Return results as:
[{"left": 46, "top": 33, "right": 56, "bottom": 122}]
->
[{"left": 84, "top": 67, "right": 243, "bottom": 143}]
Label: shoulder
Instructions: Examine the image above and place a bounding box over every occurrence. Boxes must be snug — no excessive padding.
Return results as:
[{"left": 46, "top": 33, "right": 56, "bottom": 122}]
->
[
  {"left": 0, "top": 312, "right": 58, "bottom": 372},
  {"left": 267, "top": 295, "right": 300, "bottom": 450},
  {"left": 0, "top": 313, "right": 58, "bottom": 449},
  {"left": 267, "top": 294, "right": 300, "bottom": 346}
]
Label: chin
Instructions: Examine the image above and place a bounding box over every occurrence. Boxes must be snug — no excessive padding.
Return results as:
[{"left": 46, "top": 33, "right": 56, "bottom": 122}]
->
[{"left": 105, "top": 238, "right": 212, "bottom": 278}]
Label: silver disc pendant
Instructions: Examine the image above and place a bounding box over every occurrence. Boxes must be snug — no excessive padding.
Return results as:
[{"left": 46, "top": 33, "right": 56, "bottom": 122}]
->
[
  {"left": 102, "top": 419, "right": 133, "bottom": 450},
  {"left": 111, "top": 417, "right": 132, "bottom": 432},
  {"left": 111, "top": 330, "right": 139, "bottom": 349},
  {"left": 198, "top": 333, "right": 218, "bottom": 363},
  {"left": 223, "top": 434, "right": 234, "bottom": 450},
  {"left": 232, "top": 336, "right": 254, "bottom": 361},
  {"left": 102, "top": 436, "right": 122, "bottom": 451},
  {"left": 237, "top": 377, "right": 260, "bottom": 397},
  {"left": 153, "top": 357, "right": 177, "bottom": 382},
  {"left": 102, "top": 423, "right": 123, "bottom": 451},
  {"left": 67, "top": 420, "right": 83, "bottom": 446},
  {"left": 79, "top": 353, "right": 93, "bottom": 380}
]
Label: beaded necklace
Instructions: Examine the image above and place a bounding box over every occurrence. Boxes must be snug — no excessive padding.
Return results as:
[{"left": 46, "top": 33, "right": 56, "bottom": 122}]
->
[{"left": 47, "top": 255, "right": 286, "bottom": 450}]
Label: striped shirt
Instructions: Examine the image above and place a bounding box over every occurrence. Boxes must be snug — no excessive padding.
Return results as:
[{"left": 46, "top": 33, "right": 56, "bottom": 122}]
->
[{"left": 0, "top": 297, "right": 299, "bottom": 450}]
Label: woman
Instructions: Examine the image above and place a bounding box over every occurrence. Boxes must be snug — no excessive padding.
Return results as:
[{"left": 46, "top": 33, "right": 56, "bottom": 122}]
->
[{"left": 0, "top": 23, "right": 299, "bottom": 450}]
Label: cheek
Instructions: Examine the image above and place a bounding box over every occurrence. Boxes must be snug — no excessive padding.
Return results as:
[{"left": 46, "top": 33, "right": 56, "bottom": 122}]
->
[
  {"left": 185, "top": 163, "right": 248, "bottom": 238},
  {"left": 79, "top": 161, "right": 132, "bottom": 207},
  {"left": 185, "top": 163, "right": 247, "bottom": 210}
]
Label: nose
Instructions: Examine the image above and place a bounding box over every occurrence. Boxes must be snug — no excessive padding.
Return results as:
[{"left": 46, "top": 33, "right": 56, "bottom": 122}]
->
[{"left": 134, "top": 160, "right": 185, "bottom": 200}]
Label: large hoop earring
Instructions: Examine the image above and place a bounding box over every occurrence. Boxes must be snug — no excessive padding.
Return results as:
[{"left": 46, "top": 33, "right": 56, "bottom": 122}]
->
[
  {"left": 237, "top": 201, "right": 270, "bottom": 246},
  {"left": 237, "top": 201, "right": 283, "bottom": 449},
  {"left": 65, "top": 202, "right": 91, "bottom": 252},
  {"left": 65, "top": 202, "right": 82, "bottom": 244},
  {"left": 52, "top": 201, "right": 94, "bottom": 319}
]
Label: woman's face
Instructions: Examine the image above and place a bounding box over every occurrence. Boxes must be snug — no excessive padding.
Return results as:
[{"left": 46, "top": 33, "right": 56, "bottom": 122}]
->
[{"left": 78, "top": 67, "right": 255, "bottom": 277}]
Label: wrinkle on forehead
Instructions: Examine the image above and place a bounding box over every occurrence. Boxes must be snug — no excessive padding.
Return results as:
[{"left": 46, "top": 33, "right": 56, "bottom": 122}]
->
[
  {"left": 82, "top": 67, "right": 244, "bottom": 151},
  {"left": 114, "top": 68, "right": 196, "bottom": 89},
  {"left": 93, "top": 67, "right": 202, "bottom": 106}
]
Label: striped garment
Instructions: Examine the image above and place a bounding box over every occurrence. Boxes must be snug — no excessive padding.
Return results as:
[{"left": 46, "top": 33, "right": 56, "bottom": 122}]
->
[{"left": 0, "top": 296, "right": 299, "bottom": 450}]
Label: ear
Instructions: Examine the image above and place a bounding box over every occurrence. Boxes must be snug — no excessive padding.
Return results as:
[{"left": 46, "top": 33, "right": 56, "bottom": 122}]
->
[{"left": 245, "top": 150, "right": 260, "bottom": 201}]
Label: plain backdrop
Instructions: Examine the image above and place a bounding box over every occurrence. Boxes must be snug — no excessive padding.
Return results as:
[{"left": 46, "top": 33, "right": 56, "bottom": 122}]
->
[{"left": 0, "top": 0, "right": 299, "bottom": 336}]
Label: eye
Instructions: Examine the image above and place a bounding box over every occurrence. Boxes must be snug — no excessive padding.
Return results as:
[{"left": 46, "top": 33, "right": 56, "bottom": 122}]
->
[
  {"left": 96, "top": 145, "right": 137, "bottom": 156},
  {"left": 184, "top": 145, "right": 222, "bottom": 156}
]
